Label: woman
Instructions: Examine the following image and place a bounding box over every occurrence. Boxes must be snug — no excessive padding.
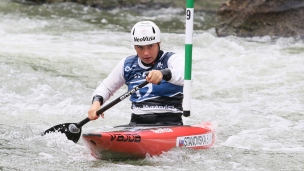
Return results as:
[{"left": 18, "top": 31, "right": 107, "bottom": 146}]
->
[{"left": 88, "top": 21, "right": 184, "bottom": 126}]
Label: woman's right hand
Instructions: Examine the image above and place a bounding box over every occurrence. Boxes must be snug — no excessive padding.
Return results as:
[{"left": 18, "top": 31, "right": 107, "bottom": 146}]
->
[{"left": 88, "top": 101, "right": 104, "bottom": 120}]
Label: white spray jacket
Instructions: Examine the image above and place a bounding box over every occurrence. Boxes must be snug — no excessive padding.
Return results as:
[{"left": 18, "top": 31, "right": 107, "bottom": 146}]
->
[{"left": 93, "top": 51, "right": 184, "bottom": 114}]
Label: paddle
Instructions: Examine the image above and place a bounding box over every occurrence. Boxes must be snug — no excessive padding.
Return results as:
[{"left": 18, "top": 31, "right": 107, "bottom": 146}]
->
[{"left": 42, "top": 80, "right": 149, "bottom": 143}]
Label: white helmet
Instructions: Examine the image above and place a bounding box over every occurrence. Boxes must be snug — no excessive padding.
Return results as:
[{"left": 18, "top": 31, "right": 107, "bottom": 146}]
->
[{"left": 131, "top": 21, "right": 161, "bottom": 45}]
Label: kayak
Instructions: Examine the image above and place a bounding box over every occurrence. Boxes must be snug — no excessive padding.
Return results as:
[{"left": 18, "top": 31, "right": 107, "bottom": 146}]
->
[{"left": 82, "top": 122, "right": 215, "bottom": 160}]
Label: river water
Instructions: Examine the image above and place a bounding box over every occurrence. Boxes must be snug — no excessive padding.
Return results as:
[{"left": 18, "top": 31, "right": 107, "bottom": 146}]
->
[{"left": 1, "top": 0, "right": 304, "bottom": 171}]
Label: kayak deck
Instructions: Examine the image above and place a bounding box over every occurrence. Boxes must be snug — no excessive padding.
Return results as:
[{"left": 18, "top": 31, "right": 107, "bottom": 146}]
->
[{"left": 82, "top": 122, "right": 215, "bottom": 160}]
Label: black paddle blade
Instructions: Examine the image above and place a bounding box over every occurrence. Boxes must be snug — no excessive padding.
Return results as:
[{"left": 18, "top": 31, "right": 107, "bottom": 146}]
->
[{"left": 42, "top": 123, "right": 82, "bottom": 143}]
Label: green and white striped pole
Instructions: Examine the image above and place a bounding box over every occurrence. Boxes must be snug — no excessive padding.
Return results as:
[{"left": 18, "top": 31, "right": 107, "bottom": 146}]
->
[{"left": 183, "top": 0, "right": 194, "bottom": 117}]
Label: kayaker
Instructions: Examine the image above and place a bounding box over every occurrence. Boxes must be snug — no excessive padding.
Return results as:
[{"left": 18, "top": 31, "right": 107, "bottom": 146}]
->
[{"left": 88, "top": 21, "right": 184, "bottom": 126}]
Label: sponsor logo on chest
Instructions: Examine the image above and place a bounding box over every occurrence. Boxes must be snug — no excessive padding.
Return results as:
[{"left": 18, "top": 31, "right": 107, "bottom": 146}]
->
[{"left": 157, "top": 62, "right": 163, "bottom": 69}]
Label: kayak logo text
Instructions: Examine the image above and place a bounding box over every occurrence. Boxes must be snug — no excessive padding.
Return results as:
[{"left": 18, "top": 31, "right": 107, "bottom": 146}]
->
[
  {"left": 151, "top": 128, "right": 173, "bottom": 134},
  {"left": 110, "top": 134, "right": 141, "bottom": 142},
  {"left": 176, "top": 133, "right": 213, "bottom": 147}
]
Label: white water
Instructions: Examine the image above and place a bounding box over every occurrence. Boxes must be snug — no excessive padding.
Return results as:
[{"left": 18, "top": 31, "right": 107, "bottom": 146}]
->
[{"left": 1, "top": 1, "right": 304, "bottom": 170}]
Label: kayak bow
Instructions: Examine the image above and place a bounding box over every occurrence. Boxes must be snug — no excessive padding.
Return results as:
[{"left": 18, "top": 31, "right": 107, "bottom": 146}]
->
[{"left": 82, "top": 122, "right": 215, "bottom": 160}]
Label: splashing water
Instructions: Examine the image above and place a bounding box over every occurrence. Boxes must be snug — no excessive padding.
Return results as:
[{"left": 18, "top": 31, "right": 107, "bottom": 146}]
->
[{"left": 1, "top": 0, "right": 304, "bottom": 170}]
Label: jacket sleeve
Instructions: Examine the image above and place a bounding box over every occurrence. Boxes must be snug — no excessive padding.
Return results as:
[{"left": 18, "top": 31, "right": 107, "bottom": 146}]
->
[
  {"left": 167, "top": 53, "right": 184, "bottom": 86},
  {"left": 92, "top": 58, "right": 126, "bottom": 103}
]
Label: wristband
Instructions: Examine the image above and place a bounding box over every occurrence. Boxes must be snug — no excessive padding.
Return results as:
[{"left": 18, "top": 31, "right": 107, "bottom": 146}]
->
[{"left": 92, "top": 95, "right": 103, "bottom": 106}]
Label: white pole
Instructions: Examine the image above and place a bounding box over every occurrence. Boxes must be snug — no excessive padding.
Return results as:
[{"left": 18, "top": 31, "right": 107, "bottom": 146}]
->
[{"left": 183, "top": 0, "right": 194, "bottom": 117}]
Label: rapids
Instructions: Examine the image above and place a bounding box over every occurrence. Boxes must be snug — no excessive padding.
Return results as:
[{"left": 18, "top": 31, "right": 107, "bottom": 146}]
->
[{"left": 0, "top": 0, "right": 303, "bottom": 170}]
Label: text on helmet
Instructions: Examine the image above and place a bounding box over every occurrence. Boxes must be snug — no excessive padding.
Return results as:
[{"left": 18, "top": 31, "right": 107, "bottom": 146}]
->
[{"left": 134, "top": 36, "right": 155, "bottom": 42}]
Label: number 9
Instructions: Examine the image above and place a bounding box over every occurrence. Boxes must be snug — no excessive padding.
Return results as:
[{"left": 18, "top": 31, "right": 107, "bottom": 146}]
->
[{"left": 186, "top": 10, "right": 191, "bottom": 20}]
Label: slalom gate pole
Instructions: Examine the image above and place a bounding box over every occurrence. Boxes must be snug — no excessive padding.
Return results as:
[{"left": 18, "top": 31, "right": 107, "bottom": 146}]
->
[{"left": 183, "top": 0, "right": 194, "bottom": 117}]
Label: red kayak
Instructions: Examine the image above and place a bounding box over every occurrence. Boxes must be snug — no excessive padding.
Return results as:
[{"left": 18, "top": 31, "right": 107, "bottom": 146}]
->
[{"left": 82, "top": 122, "right": 215, "bottom": 160}]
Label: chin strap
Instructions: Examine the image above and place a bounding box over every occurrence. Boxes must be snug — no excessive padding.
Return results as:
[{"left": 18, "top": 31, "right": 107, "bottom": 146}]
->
[{"left": 148, "top": 43, "right": 163, "bottom": 66}]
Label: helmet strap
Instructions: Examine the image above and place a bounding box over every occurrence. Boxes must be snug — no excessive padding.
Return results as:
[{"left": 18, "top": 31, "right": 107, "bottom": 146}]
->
[{"left": 153, "top": 45, "right": 163, "bottom": 65}]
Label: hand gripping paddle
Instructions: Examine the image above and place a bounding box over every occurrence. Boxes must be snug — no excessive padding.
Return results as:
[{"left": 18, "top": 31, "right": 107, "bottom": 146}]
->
[{"left": 42, "top": 81, "right": 149, "bottom": 143}]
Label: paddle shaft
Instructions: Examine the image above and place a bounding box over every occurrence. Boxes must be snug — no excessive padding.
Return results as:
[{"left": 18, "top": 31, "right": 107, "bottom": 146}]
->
[{"left": 77, "top": 81, "right": 149, "bottom": 128}]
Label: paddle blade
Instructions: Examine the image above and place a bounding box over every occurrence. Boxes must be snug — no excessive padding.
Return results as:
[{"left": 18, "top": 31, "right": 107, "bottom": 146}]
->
[{"left": 42, "top": 123, "right": 82, "bottom": 143}]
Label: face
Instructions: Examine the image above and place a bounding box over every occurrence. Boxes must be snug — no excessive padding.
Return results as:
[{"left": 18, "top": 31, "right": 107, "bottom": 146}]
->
[{"left": 134, "top": 43, "right": 160, "bottom": 64}]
